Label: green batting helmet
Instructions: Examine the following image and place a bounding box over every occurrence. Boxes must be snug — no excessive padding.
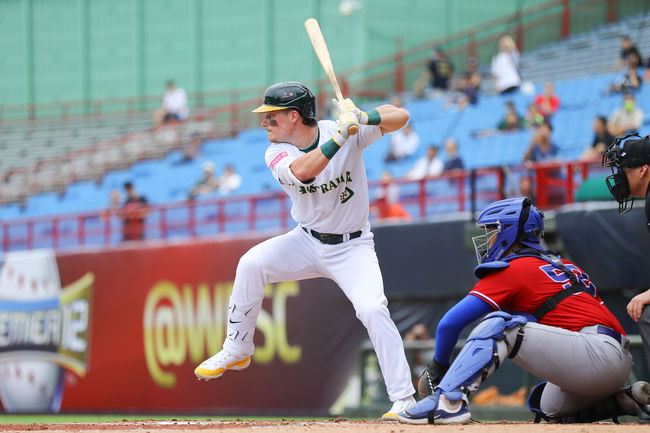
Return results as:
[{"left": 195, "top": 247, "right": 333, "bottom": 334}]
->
[{"left": 252, "top": 81, "right": 316, "bottom": 121}]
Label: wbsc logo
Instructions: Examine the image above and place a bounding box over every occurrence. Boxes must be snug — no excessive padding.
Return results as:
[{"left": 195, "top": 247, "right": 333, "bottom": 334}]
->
[{"left": 0, "top": 250, "right": 93, "bottom": 413}]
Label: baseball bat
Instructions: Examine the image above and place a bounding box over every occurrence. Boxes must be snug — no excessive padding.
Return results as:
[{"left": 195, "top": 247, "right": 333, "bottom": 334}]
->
[{"left": 304, "top": 18, "right": 358, "bottom": 136}]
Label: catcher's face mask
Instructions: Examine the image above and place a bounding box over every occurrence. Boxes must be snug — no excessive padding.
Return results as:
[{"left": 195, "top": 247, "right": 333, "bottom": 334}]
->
[{"left": 472, "top": 222, "right": 501, "bottom": 265}]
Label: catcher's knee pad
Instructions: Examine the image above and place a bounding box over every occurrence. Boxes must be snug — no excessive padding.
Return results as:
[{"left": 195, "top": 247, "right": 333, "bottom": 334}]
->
[
  {"left": 226, "top": 296, "right": 262, "bottom": 343},
  {"left": 438, "top": 312, "right": 527, "bottom": 401}
]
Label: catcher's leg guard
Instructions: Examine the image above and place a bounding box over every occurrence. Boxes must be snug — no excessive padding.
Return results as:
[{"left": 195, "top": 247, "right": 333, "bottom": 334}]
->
[
  {"left": 222, "top": 296, "right": 263, "bottom": 358},
  {"left": 438, "top": 311, "right": 527, "bottom": 402}
]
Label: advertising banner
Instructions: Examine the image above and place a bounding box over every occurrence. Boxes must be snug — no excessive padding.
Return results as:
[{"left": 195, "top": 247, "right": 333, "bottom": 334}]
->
[
  {"left": 0, "top": 249, "right": 92, "bottom": 413},
  {"left": 0, "top": 237, "right": 366, "bottom": 413}
]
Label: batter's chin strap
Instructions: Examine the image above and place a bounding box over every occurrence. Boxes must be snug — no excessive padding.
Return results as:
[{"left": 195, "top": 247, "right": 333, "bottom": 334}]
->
[{"left": 509, "top": 248, "right": 587, "bottom": 322}]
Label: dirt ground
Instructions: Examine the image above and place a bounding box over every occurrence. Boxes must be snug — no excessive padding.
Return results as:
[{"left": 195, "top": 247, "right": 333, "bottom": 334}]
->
[{"left": 1, "top": 420, "right": 648, "bottom": 433}]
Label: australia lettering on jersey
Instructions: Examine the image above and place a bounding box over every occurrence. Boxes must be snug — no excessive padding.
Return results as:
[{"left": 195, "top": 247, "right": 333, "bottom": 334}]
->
[{"left": 298, "top": 171, "right": 353, "bottom": 195}]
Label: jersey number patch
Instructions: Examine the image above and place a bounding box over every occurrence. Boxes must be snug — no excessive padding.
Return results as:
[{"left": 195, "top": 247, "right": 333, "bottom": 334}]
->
[{"left": 539, "top": 264, "right": 597, "bottom": 297}]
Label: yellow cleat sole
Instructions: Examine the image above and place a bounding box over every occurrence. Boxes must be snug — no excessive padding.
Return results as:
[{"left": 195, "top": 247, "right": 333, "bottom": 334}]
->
[
  {"left": 194, "top": 356, "right": 251, "bottom": 381},
  {"left": 381, "top": 413, "right": 399, "bottom": 422}
]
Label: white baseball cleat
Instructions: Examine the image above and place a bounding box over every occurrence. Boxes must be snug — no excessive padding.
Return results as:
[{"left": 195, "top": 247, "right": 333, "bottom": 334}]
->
[
  {"left": 396, "top": 390, "right": 471, "bottom": 425},
  {"left": 381, "top": 395, "right": 416, "bottom": 422},
  {"left": 194, "top": 350, "right": 251, "bottom": 381}
]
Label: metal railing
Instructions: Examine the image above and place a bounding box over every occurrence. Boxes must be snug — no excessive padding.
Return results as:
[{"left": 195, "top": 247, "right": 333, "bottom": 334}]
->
[{"left": 0, "top": 158, "right": 607, "bottom": 253}]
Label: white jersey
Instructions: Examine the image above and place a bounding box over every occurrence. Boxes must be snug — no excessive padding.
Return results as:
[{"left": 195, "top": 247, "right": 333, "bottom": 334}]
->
[
  {"left": 264, "top": 120, "right": 382, "bottom": 234},
  {"left": 491, "top": 50, "right": 521, "bottom": 92}
]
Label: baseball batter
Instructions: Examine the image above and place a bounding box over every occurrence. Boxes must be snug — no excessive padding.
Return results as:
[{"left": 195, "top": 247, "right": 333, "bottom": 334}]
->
[
  {"left": 396, "top": 197, "right": 650, "bottom": 424},
  {"left": 194, "top": 81, "right": 416, "bottom": 420}
]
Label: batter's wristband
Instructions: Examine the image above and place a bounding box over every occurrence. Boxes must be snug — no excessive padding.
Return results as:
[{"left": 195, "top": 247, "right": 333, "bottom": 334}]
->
[
  {"left": 366, "top": 109, "right": 381, "bottom": 125},
  {"left": 321, "top": 137, "right": 342, "bottom": 159}
]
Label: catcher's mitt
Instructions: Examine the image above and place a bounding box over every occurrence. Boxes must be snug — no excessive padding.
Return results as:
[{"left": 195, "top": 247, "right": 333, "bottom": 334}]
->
[{"left": 417, "top": 360, "right": 449, "bottom": 399}]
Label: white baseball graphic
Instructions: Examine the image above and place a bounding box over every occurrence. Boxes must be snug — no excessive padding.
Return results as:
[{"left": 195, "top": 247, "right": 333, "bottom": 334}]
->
[{"left": 0, "top": 249, "right": 65, "bottom": 413}]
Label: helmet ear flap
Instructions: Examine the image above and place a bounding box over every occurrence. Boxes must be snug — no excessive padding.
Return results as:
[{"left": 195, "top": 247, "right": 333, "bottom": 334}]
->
[{"left": 515, "top": 199, "right": 532, "bottom": 244}]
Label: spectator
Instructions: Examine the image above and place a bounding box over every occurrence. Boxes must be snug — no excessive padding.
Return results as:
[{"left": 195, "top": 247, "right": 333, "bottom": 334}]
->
[
  {"left": 524, "top": 122, "right": 558, "bottom": 163},
  {"left": 390, "top": 94, "right": 405, "bottom": 109},
  {"left": 465, "top": 56, "right": 482, "bottom": 94},
  {"left": 609, "top": 57, "right": 642, "bottom": 94},
  {"left": 416, "top": 48, "right": 455, "bottom": 98},
  {"left": 428, "top": 48, "right": 455, "bottom": 94},
  {"left": 472, "top": 102, "right": 523, "bottom": 138},
  {"left": 177, "top": 134, "right": 202, "bottom": 165},
  {"left": 581, "top": 116, "right": 615, "bottom": 161},
  {"left": 523, "top": 102, "right": 548, "bottom": 129},
  {"left": 377, "top": 170, "right": 400, "bottom": 204},
  {"left": 219, "top": 164, "right": 243, "bottom": 195},
  {"left": 406, "top": 145, "right": 444, "bottom": 180},
  {"left": 119, "top": 182, "right": 149, "bottom": 241},
  {"left": 629, "top": 50, "right": 643, "bottom": 69},
  {"left": 102, "top": 188, "right": 121, "bottom": 222},
  {"left": 491, "top": 35, "right": 520, "bottom": 95},
  {"left": 446, "top": 74, "right": 478, "bottom": 111},
  {"left": 370, "top": 171, "right": 411, "bottom": 223},
  {"left": 459, "top": 73, "right": 479, "bottom": 106},
  {"left": 109, "top": 188, "right": 121, "bottom": 210},
  {"left": 404, "top": 323, "right": 434, "bottom": 385},
  {"left": 519, "top": 174, "right": 536, "bottom": 203},
  {"left": 386, "top": 123, "right": 420, "bottom": 162},
  {"left": 405, "top": 323, "right": 433, "bottom": 342},
  {"left": 446, "top": 56, "right": 482, "bottom": 109},
  {"left": 608, "top": 93, "right": 644, "bottom": 136},
  {"left": 154, "top": 80, "right": 189, "bottom": 126},
  {"left": 443, "top": 138, "right": 464, "bottom": 171},
  {"left": 534, "top": 82, "right": 560, "bottom": 117},
  {"left": 618, "top": 35, "right": 643, "bottom": 70},
  {"left": 497, "top": 103, "right": 524, "bottom": 132},
  {"left": 189, "top": 161, "right": 220, "bottom": 199}
]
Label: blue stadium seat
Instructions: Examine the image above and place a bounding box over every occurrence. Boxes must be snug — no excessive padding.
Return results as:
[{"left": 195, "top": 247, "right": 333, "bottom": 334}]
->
[
  {"left": 24, "top": 192, "right": 63, "bottom": 217},
  {"left": 102, "top": 169, "right": 133, "bottom": 190},
  {"left": 0, "top": 203, "right": 23, "bottom": 220}
]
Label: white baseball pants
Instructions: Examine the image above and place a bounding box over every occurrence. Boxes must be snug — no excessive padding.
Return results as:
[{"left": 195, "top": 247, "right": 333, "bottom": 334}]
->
[{"left": 222, "top": 225, "right": 415, "bottom": 402}]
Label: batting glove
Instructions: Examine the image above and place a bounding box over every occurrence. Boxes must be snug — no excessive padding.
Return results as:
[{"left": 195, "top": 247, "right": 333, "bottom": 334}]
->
[
  {"left": 333, "top": 110, "right": 359, "bottom": 144},
  {"left": 332, "top": 97, "right": 375, "bottom": 125},
  {"left": 332, "top": 97, "right": 360, "bottom": 119}
]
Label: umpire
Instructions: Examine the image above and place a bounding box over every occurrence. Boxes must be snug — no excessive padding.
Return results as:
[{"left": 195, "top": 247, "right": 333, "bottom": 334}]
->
[{"left": 603, "top": 135, "right": 650, "bottom": 419}]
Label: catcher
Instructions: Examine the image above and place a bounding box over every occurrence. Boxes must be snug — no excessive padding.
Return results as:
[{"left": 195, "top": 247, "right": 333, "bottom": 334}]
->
[{"left": 397, "top": 197, "right": 650, "bottom": 424}]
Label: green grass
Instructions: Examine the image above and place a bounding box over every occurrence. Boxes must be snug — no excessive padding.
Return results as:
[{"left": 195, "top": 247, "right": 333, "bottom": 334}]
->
[{"left": 0, "top": 415, "right": 335, "bottom": 425}]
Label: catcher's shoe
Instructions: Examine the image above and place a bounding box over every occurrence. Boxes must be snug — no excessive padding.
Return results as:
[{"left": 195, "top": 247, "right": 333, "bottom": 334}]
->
[
  {"left": 194, "top": 350, "right": 250, "bottom": 381},
  {"left": 622, "top": 381, "right": 650, "bottom": 415},
  {"left": 397, "top": 389, "right": 470, "bottom": 425},
  {"left": 381, "top": 395, "right": 415, "bottom": 422}
]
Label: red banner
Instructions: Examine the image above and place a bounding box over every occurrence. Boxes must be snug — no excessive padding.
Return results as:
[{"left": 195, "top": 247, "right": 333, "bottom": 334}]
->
[{"left": 49, "top": 236, "right": 365, "bottom": 413}]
